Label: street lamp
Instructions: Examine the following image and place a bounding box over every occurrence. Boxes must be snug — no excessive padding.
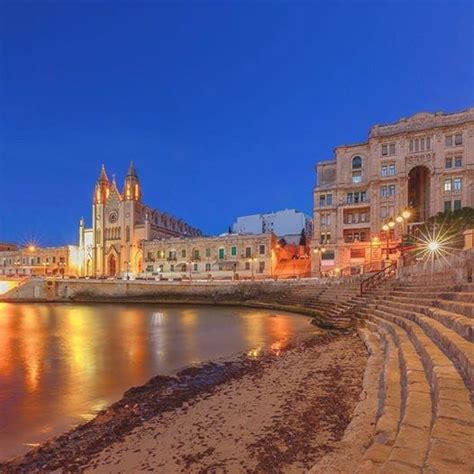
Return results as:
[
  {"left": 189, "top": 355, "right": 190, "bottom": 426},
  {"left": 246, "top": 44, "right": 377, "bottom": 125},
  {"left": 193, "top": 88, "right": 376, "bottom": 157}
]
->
[
  {"left": 382, "top": 217, "right": 395, "bottom": 262},
  {"left": 313, "top": 246, "right": 327, "bottom": 276}
]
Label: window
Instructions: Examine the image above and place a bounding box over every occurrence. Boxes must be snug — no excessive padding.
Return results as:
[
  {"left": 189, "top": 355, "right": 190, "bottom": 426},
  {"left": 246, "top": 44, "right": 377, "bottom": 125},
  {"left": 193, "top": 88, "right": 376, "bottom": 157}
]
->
[
  {"left": 258, "top": 261, "right": 265, "bottom": 273},
  {"left": 205, "top": 248, "right": 211, "bottom": 258},
  {"left": 453, "top": 178, "right": 462, "bottom": 190},
  {"left": 321, "top": 250, "right": 335, "bottom": 260},
  {"left": 321, "top": 214, "right": 331, "bottom": 226},
  {"left": 454, "top": 156, "right": 462, "bottom": 168},
  {"left": 381, "top": 164, "right": 396, "bottom": 177},
  {"left": 245, "top": 247, "right": 251, "bottom": 258},
  {"left": 445, "top": 158, "right": 453, "bottom": 169},
  {"left": 352, "top": 170, "right": 362, "bottom": 183},
  {"left": 444, "top": 201, "right": 452, "bottom": 213},
  {"left": 320, "top": 193, "right": 333, "bottom": 206},
  {"left": 168, "top": 250, "right": 176, "bottom": 260},
  {"left": 205, "top": 263, "right": 211, "bottom": 272},
  {"left": 446, "top": 133, "right": 463, "bottom": 147},
  {"left": 454, "top": 200, "right": 462, "bottom": 211},
  {"left": 245, "top": 262, "right": 250, "bottom": 270},
  {"left": 352, "top": 156, "right": 362, "bottom": 169},
  {"left": 193, "top": 249, "right": 200, "bottom": 259},
  {"left": 380, "top": 185, "right": 395, "bottom": 198},
  {"left": 231, "top": 246, "right": 237, "bottom": 256},
  {"left": 193, "top": 263, "right": 198, "bottom": 271},
  {"left": 218, "top": 263, "right": 224, "bottom": 271},
  {"left": 158, "top": 264, "right": 163, "bottom": 272},
  {"left": 381, "top": 206, "right": 387, "bottom": 218},
  {"left": 347, "top": 192, "right": 353, "bottom": 204},
  {"left": 320, "top": 232, "right": 331, "bottom": 244},
  {"left": 218, "top": 248, "right": 225, "bottom": 259},
  {"left": 259, "top": 244, "right": 265, "bottom": 255},
  {"left": 181, "top": 249, "right": 186, "bottom": 258},
  {"left": 382, "top": 143, "right": 395, "bottom": 156},
  {"left": 170, "top": 264, "right": 175, "bottom": 272},
  {"left": 444, "top": 179, "right": 452, "bottom": 191}
]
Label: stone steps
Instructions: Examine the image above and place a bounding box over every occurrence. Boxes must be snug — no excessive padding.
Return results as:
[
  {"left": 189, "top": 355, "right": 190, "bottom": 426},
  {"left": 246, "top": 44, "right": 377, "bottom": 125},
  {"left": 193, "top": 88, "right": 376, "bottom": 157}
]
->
[
  {"left": 382, "top": 298, "right": 473, "bottom": 343},
  {"left": 435, "top": 299, "right": 474, "bottom": 318},
  {"left": 363, "top": 315, "right": 432, "bottom": 472},
  {"left": 374, "top": 302, "right": 474, "bottom": 391},
  {"left": 368, "top": 307, "right": 473, "bottom": 472}
]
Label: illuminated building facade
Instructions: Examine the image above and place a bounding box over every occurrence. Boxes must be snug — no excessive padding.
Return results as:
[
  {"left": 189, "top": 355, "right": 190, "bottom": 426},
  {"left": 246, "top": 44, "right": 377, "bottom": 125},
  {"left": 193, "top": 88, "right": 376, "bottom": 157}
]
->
[
  {"left": 78, "top": 162, "right": 201, "bottom": 277},
  {"left": 143, "top": 233, "right": 277, "bottom": 279},
  {"left": 0, "top": 245, "right": 80, "bottom": 277},
  {"left": 312, "top": 108, "right": 474, "bottom": 273}
]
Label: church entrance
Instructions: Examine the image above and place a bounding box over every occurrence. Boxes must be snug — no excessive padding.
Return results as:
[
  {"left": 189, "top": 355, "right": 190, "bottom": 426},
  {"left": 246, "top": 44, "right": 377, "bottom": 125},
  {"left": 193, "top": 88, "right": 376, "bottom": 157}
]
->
[
  {"left": 108, "top": 254, "right": 117, "bottom": 276},
  {"left": 408, "top": 165, "right": 430, "bottom": 222}
]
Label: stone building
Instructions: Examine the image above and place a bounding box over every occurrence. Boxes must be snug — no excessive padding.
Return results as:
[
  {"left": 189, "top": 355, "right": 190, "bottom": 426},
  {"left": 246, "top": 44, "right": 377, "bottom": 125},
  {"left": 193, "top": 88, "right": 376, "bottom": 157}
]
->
[
  {"left": 0, "top": 242, "right": 17, "bottom": 252},
  {"left": 312, "top": 108, "right": 474, "bottom": 273},
  {"left": 0, "top": 245, "right": 80, "bottom": 277},
  {"left": 78, "top": 163, "right": 201, "bottom": 277},
  {"left": 142, "top": 233, "right": 277, "bottom": 280}
]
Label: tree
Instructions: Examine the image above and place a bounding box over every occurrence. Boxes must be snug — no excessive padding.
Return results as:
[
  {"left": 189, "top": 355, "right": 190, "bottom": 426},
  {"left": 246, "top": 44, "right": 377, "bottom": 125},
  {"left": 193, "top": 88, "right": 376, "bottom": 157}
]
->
[{"left": 299, "top": 229, "right": 307, "bottom": 247}]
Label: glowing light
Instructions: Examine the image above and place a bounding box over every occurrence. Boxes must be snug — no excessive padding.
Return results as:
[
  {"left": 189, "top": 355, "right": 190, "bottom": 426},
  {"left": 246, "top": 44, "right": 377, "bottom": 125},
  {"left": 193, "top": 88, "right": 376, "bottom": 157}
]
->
[
  {"left": 428, "top": 241, "right": 440, "bottom": 252},
  {"left": 402, "top": 209, "right": 411, "bottom": 220},
  {"left": 396, "top": 215, "right": 404, "bottom": 223},
  {"left": 388, "top": 218, "right": 396, "bottom": 229},
  {"left": 28, "top": 245, "right": 36, "bottom": 252},
  {"left": 382, "top": 224, "right": 389, "bottom": 232}
]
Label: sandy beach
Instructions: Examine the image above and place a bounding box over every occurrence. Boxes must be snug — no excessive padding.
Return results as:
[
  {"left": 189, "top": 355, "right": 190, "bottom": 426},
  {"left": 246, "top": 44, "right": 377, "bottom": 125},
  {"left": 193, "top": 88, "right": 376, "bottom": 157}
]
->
[{"left": 2, "top": 331, "right": 367, "bottom": 473}]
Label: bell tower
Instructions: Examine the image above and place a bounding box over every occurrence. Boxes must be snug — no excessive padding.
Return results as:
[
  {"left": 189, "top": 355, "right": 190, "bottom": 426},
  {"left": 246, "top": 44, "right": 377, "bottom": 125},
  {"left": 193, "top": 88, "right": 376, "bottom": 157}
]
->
[
  {"left": 122, "top": 161, "right": 142, "bottom": 274},
  {"left": 93, "top": 164, "right": 110, "bottom": 276}
]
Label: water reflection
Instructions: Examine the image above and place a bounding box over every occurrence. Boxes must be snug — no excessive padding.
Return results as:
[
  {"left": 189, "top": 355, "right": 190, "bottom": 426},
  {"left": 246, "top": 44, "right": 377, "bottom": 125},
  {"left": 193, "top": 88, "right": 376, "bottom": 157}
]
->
[{"left": 0, "top": 303, "right": 313, "bottom": 459}]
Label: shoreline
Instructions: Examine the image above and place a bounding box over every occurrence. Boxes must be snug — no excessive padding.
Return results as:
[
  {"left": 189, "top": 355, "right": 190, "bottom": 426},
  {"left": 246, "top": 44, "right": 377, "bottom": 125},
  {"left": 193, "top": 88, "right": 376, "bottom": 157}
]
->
[{"left": 1, "top": 330, "right": 368, "bottom": 473}]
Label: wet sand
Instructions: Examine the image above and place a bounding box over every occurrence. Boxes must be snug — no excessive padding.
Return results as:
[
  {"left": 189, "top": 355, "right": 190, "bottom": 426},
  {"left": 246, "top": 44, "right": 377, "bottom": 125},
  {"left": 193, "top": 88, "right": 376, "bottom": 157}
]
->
[{"left": 2, "top": 331, "right": 367, "bottom": 473}]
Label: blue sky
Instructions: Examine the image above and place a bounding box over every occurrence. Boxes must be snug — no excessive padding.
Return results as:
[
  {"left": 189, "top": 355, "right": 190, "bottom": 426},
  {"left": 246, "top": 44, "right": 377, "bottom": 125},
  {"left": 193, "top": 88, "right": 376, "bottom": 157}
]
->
[{"left": 1, "top": 1, "right": 473, "bottom": 245}]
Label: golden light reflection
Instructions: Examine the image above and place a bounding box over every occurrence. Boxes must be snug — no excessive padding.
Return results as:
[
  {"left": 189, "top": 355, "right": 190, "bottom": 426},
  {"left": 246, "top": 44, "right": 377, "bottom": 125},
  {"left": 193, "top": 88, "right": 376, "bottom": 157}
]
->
[{"left": 247, "top": 347, "right": 263, "bottom": 358}]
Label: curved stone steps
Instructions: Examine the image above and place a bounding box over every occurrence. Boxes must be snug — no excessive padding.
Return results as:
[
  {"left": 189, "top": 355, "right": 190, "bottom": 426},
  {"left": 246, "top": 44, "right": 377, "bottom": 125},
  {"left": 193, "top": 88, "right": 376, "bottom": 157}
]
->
[
  {"left": 361, "top": 324, "right": 403, "bottom": 469},
  {"left": 365, "top": 315, "right": 432, "bottom": 472},
  {"left": 383, "top": 297, "right": 473, "bottom": 342},
  {"left": 375, "top": 302, "right": 474, "bottom": 393},
  {"left": 369, "top": 308, "right": 473, "bottom": 472},
  {"left": 440, "top": 291, "right": 474, "bottom": 303},
  {"left": 434, "top": 300, "right": 474, "bottom": 318}
]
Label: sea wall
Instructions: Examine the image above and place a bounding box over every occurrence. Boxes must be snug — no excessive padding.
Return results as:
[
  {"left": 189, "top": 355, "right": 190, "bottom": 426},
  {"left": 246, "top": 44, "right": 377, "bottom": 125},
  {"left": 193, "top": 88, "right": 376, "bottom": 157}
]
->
[{"left": 0, "top": 278, "right": 340, "bottom": 327}]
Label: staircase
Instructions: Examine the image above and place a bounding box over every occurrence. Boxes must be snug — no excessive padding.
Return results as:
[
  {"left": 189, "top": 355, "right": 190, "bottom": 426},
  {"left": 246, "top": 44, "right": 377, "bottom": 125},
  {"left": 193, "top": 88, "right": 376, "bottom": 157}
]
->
[{"left": 355, "top": 276, "right": 474, "bottom": 472}]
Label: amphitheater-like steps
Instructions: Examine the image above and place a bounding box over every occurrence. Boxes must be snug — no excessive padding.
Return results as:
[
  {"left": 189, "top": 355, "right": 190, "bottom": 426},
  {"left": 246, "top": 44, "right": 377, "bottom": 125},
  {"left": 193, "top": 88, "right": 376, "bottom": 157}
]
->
[{"left": 358, "top": 278, "right": 473, "bottom": 472}]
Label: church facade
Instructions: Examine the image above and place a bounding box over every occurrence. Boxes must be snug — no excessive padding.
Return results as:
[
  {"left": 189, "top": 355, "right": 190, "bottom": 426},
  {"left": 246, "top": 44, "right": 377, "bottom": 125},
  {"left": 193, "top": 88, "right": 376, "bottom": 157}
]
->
[{"left": 78, "top": 163, "right": 201, "bottom": 277}]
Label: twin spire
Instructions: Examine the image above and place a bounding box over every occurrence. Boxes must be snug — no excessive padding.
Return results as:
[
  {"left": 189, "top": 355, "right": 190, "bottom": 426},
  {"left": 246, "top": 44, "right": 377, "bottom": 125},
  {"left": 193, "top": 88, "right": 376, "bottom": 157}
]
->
[{"left": 94, "top": 161, "right": 141, "bottom": 203}]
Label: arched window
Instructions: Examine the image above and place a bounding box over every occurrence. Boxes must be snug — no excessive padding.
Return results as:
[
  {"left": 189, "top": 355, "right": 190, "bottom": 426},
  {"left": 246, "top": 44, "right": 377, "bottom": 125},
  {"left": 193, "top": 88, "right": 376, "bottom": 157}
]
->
[{"left": 352, "top": 156, "right": 362, "bottom": 169}]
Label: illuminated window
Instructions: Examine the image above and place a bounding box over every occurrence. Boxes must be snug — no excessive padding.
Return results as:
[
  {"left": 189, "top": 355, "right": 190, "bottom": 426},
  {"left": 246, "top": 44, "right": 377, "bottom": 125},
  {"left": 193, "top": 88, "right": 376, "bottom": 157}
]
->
[
  {"left": 352, "top": 170, "right": 362, "bottom": 183},
  {"left": 444, "top": 179, "right": 452, "bottom": 191},
  {"left": 453, "top": 178, "right": 462, "bottom": 190}
]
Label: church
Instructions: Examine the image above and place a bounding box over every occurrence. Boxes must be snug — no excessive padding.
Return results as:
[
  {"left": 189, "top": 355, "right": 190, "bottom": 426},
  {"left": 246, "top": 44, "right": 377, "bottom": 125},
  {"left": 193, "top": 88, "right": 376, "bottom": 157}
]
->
[{"left": 78, "top": 162, "right": 201, "bottom": 277}]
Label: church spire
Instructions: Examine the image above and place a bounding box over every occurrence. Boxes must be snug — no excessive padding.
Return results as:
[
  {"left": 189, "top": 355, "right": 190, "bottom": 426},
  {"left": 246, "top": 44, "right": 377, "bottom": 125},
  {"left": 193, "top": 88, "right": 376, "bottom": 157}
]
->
[
  {"left": 94, "top": 164, "right": 110, "bottom": 204},
  {"left": 123, "top": 161, "right": 141, "bottom": 201},
  {"left": 98, "top": 164, "right": 109, "bottom": 182},
  {"left": 126, "top": 160, "right": 138, "bottom": 178}
]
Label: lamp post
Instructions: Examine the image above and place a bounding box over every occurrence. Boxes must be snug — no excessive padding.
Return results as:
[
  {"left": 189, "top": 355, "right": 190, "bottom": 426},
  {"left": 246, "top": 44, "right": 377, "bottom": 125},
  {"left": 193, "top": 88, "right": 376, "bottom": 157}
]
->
[
  {"left": 382, "top": 217, "right": 396, "bottom": 262},
  {"left": 313, "top": 246, "right": 326, "bottom": 276}
]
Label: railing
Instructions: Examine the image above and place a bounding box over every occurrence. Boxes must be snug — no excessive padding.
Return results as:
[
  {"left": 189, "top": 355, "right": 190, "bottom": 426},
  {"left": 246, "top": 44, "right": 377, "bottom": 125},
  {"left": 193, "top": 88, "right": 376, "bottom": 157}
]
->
[{"left": 360, "top": 261, "right": 397, "bottom": 295}]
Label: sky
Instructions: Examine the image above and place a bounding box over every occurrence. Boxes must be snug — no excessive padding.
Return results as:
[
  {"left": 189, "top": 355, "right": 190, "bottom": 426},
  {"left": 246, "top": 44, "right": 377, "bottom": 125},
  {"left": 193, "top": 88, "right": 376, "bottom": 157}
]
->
[{"left": 0, "top": 1, "right": 473, "bottom": 246}]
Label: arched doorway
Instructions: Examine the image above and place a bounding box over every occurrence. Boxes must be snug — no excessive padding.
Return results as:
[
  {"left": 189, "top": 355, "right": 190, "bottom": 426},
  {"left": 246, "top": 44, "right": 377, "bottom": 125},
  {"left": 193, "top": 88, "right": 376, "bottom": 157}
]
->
[
  {"left": 108, "top": 254, "right": 117, "bottom": 276},
  {"left": 408, "top": 166, "right": 430, "bottom": 222}
]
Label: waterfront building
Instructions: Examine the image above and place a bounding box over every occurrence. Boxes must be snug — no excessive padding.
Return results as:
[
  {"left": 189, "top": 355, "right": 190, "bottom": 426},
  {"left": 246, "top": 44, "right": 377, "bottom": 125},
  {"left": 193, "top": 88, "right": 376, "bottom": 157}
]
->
[
  {"left": 0, "top": 242, "right": 17, "bottom": 252},
  {"left": 232, "top": 209, "right": 312, "bottom": 245},
  {"left": 143, "top": 233, "right": 277, "bottom": 280},
  {"left": 312, "top": 108, "right": 474, "bottom": 274},
  {"left": 0, "top": 245, "right": 80, "bottom": 277},
  {"left": 78, "top": 163, "right": 201, "bottom": 277}
]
